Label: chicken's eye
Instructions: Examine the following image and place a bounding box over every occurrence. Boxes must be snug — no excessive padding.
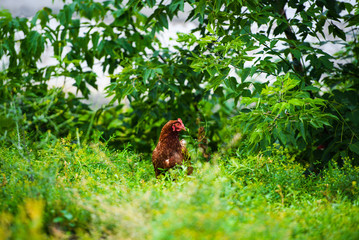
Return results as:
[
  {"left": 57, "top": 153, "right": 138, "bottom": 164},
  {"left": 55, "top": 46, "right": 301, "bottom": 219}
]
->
[{"left": 172, "top": 123, "right": 180, "bottom": 131}]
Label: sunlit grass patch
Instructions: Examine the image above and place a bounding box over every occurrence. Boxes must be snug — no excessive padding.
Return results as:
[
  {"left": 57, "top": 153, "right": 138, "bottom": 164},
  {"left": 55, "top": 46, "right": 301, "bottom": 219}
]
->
[{"left": 1, "top": 138, "right": 359, "bottom": 239}]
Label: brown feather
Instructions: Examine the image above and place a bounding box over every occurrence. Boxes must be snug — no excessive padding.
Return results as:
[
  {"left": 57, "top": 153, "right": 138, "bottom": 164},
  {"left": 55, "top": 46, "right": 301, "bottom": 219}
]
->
[{"left": 152, "top": 119, "right": 192, "bottom": 177}]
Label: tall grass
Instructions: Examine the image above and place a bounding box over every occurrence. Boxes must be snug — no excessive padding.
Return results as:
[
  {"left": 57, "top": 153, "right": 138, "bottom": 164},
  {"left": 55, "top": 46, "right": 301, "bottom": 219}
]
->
[{"left": 1, "top": 138, "right": 358, "bottom": 239}]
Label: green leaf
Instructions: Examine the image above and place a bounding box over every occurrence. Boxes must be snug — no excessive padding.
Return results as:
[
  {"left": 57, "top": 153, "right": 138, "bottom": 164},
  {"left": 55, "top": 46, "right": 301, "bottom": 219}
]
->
[
  {"left": 241, "top": 68, "right": 251, "bottom": 82},
  {"left": 168, "top": 84, "right": 180, "bottom": 93},
  {"left": 143, "top": 69, "right": 154, "bottom": 83},
  {"left": 53, "top": 217, "right": 63, "bottom": 223},
  {"left": 318, "top": 55, "right": 333, "bottom": 69},
  {"left": 349, "top": 142, "right": 359, "bottom": 155},
  {"left": 0, "top": 8, "right": 12, "bottom": 19},
  {"left": 206, "top": 24, "right": 215, "bottom": 34},
  {"left": 347, "top": 14, "right": 359, "bottom": 27},
  {"left": 302, "top": 86, "right": 319, "bottom": 92},
  {"left": 61, "top": 210, "right": 73, "bottom": 220},
  {"left": 288, "top": 99, "right": 304, "bottom": 106},
  {"left": 290, "top": 48, "right": 301, "bottom": 61},
  {"left": 274, "top": 126, "right": 287, "bottom": 145},
  {"left": 225, "top": 77, "right": 237, "bottom": 91},
  {"left": 146, "top": 0, "right": 156, "bottom": 8},
  {"left": 329, "top": 23, "right": 346, "bottom": 41},
  {"left": 195, "top": 0, "right": 206, "bottom": 18},
  {"left": 273, "top": 21, "right": 288, "bottom": 36},
  {"left": 249, "top": 128, "right": 263, "bottom": 144},
  {"left": 270, "top": 39, "right": 278, "bottom": 49},
  {"left": 154, "top": 68, "right": 163, "bottom": 75},
  {"left": 75, "top": 75, "right": 82, "bottom": 86},
  {"left": 31, "top": 7, "right": 51, "bottom": 28},
  {"left": 57, "top": 4, "right": 75, "bottom": 26},
  {"left": 158, "top": 12, "right": 168, "bottom": 29},
  {"left": 272, "top": 102, "right": 286, "bottom": 115},
  {"left": 299, "top": 121, "right": 307, "bottom": 142},
  {"left": 309, "top": 119, "right": 321, "bottom": 129},
  {"left": 168, "top": 0, "right": 185, "bottom": 13},
  {"left": 91, "top": 32, "right": 100, "bottom": 50}
]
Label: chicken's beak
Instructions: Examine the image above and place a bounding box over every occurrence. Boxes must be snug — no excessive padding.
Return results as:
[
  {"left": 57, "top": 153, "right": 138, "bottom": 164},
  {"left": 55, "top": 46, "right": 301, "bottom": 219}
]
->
[{"left": 179, "top": 126, "right": 186, "bottom": 132}]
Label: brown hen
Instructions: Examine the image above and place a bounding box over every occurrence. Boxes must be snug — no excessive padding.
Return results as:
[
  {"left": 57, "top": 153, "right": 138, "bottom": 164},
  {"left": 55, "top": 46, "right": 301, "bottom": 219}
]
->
[{"left": 152, "top": 118, "right": 192, "bottom": 177}]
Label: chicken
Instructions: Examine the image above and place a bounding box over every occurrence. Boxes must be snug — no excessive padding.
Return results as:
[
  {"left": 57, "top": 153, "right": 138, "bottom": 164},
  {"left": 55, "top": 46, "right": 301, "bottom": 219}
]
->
[{"left": 152, "top": 118, "right": 192, "bottom": 177}]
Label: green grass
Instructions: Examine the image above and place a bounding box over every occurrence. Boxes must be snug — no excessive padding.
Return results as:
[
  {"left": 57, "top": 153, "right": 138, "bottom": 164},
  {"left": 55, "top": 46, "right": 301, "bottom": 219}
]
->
[{"left": 1, "top": 138, "right": 359, "bottom": 239}]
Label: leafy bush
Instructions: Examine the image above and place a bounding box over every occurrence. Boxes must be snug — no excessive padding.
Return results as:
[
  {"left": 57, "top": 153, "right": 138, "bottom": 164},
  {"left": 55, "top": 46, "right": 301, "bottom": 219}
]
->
[
  {"left": 232, "top": 73, "right": 340, "bottom": 170},
  {"left": 171, "top": 0, "right": 359, "bottom": 167},
  {"left": 1, "top": 0, "right": 359, "bottom": 168}
]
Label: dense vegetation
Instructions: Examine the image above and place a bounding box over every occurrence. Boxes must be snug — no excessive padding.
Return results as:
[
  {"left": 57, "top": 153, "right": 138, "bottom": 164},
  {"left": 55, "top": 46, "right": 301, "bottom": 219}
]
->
[
  {"left": 1, "top": 0, "right": 359, "bottom": 238},
  {"left": 1, "top": 0, "right": 359, "bottom": 161},
  {"left": 1, "top": 139, "right": 359, "bottom": 239}
]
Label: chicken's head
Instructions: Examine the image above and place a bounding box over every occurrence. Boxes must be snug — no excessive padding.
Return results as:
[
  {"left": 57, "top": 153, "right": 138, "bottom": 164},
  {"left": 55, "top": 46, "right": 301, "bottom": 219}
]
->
[{"left": 172, "top": 118, "right": 186, "bottom": 132}]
